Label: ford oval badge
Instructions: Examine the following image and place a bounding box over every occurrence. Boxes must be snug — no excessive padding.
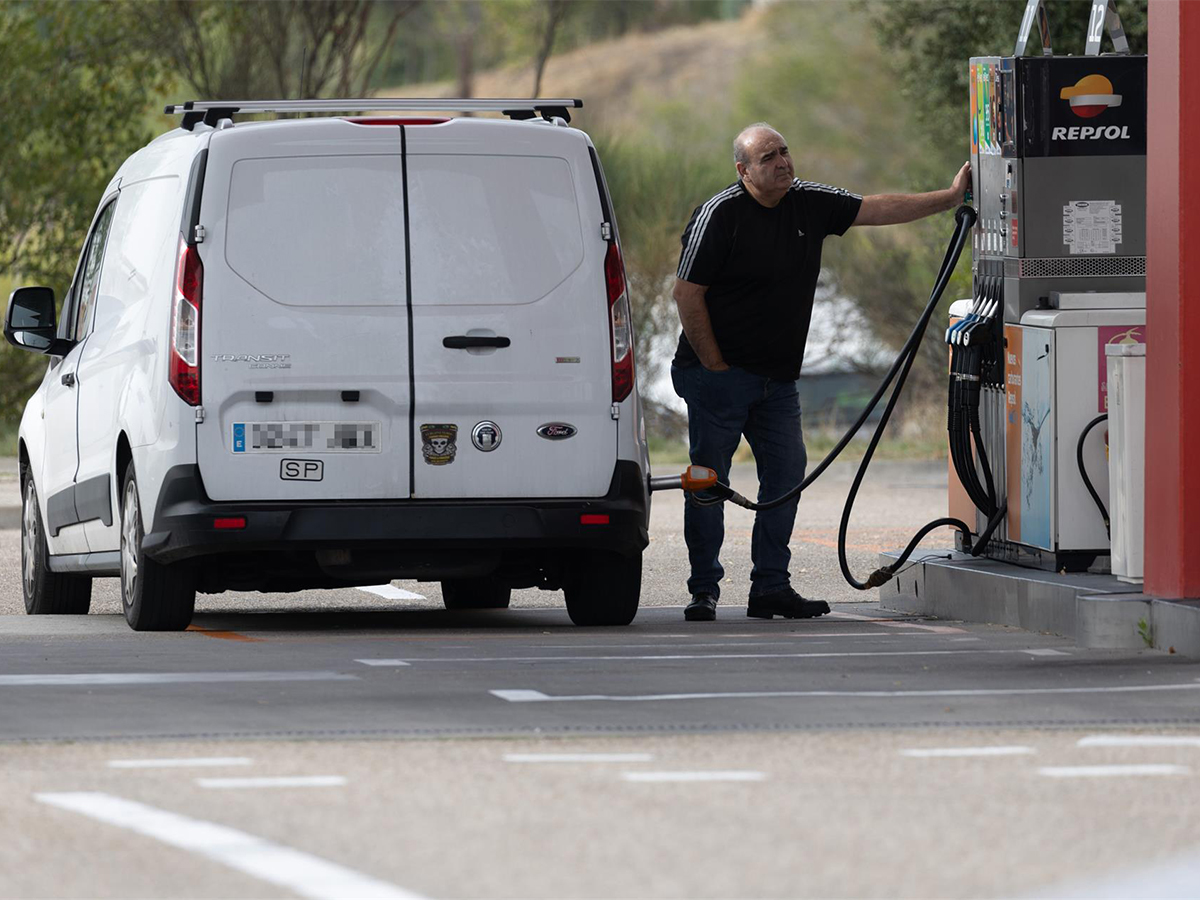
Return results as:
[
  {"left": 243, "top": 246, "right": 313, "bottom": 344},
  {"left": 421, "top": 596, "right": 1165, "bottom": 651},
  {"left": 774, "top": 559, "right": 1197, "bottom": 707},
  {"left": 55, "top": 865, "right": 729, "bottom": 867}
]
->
[{"left": 536, "top": 422, "right": 577, "bottom": 441}]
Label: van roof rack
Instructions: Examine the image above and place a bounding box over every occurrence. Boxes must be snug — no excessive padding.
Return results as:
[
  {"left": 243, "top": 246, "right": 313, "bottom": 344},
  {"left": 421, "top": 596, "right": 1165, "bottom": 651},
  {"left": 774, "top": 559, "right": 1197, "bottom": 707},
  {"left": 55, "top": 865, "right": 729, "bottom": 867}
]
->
[{"left": 165, "top": 98, "right": 583, "bottom": 131}]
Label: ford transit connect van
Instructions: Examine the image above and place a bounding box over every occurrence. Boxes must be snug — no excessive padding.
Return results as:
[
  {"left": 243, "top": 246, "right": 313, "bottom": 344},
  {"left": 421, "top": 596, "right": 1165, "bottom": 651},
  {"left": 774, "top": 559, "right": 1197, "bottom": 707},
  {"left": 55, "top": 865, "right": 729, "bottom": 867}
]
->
[{"left": 5, "top": 99, "right": 650, "bottom": 631}]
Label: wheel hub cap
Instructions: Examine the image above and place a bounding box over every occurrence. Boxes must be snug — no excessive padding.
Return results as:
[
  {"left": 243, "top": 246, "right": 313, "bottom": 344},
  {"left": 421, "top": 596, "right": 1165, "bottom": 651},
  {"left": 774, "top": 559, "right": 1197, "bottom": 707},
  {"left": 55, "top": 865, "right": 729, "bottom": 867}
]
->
[{"left": 121, "top": 481, "right": 139, "bottom": 602}]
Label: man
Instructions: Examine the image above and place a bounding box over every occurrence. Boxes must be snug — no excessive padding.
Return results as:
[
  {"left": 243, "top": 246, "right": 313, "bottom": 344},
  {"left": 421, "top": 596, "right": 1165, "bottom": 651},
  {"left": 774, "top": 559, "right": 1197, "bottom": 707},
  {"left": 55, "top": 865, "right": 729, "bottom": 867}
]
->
[{"left": 671, "top": 122, "right": 970, "bottom": 622}]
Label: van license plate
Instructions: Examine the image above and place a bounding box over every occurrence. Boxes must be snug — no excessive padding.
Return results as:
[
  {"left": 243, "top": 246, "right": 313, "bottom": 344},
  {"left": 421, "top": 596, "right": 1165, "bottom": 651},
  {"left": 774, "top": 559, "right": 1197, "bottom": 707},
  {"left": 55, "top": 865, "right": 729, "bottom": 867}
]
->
[
  {"left": 280, "top": 459, "right": 324, "bottom": 481},
  {"left": 232, "top": 422, "right": 381, "bottom": 452}
]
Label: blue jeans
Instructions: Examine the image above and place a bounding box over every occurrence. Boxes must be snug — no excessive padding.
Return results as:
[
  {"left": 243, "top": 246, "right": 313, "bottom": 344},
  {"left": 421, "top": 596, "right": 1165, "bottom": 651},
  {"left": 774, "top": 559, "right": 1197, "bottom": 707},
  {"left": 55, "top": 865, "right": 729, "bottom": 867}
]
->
[{"left": 670, "top": 363, "right": 807, "bottom": 600}]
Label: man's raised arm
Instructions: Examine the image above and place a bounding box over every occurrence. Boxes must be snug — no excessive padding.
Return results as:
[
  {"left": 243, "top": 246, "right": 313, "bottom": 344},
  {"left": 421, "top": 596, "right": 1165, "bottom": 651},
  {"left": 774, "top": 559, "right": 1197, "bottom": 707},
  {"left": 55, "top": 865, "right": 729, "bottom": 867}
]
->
[{"left": 853, "top": 161, "right": 971, "bottom": 227}]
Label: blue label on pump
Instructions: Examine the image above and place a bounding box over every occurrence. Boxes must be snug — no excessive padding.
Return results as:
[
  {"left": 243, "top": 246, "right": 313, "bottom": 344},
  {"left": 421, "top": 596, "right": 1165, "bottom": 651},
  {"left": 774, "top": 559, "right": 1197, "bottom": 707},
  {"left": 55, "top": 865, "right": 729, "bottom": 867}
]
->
[{"left": 233, "top": 423, "right": 246, "bottom": 453}]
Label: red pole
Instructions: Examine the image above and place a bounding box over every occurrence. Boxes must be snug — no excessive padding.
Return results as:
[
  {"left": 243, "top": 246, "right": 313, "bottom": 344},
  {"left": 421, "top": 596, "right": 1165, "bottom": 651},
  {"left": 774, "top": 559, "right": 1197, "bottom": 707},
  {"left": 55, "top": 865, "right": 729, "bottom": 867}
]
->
[{"left": 1145, "top": 0, "right": 1200, "bottom": 599}]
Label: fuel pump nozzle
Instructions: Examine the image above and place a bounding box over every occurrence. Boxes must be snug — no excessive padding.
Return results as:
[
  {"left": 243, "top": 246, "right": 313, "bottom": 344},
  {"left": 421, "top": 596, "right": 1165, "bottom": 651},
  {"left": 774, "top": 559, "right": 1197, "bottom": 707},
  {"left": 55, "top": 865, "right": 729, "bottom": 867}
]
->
[{"left": 648, "top": 465, "right": 754, "bottom": 508}]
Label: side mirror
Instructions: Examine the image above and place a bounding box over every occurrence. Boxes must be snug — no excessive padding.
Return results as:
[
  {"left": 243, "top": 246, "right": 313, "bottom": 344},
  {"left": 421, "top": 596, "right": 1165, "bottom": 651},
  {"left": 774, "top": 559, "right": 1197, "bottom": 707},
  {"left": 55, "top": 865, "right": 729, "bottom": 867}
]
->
[{"left": 4, "top": 286, "right": 59, "bottom": 353}]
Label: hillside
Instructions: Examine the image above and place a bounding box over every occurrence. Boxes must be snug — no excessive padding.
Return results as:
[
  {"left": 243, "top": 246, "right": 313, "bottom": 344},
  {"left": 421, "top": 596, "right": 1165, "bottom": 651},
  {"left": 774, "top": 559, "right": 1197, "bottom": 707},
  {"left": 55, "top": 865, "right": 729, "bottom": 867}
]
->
[{"left": 382, "top": 8, "right": 765, "bottom": 140}]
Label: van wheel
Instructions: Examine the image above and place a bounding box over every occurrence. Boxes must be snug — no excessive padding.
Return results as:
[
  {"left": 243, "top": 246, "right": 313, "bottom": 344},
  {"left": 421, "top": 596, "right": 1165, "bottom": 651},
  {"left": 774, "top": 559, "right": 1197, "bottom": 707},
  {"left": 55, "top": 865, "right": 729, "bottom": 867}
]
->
[
  {"left": 441, "top": 577, "right": 511, "bottom": 610},
  {"left": 120, "top": 467, "right": 195, "bottom": 631},
  {"left": 564, "top": 550, "right": 641, "bottom": 626},
  {"left": 21, "top": 478, "right": 92, "bottom": 614}
]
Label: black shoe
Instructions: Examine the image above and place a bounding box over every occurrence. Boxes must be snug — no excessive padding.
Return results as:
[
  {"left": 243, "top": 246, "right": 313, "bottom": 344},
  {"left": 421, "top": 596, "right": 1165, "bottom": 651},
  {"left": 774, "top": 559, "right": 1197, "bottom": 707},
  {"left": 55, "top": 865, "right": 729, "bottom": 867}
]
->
[
  {"left": 684, "top": 593, "right": 718, "bottom": 621},
  {"left": 747, "top": 587, "right": 830, "bottom": 620}
]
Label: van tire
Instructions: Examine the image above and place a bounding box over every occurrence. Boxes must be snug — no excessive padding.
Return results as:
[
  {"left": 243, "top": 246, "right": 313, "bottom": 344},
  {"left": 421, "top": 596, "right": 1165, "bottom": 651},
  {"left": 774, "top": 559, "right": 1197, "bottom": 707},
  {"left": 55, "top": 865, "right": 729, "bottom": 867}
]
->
[
  {"left": 21, "top": 478, "right": 92, "bottom": 615},
  {"left": 564, "top": 550, "right": 641, "bottom": 626},
  {"left": 441, "top": 577, "right": 511, "bottom": 610},
  {"left": 120, "top": 467, "right": 195, "bottom": 631}
]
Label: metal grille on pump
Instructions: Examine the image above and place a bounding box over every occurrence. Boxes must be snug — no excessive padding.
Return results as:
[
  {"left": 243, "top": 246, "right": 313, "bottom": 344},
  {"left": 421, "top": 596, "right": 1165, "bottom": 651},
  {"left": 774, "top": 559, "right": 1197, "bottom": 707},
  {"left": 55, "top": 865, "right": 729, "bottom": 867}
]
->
[{"left": 1019, "top": 256, "right": 1146, "bottom": 278}]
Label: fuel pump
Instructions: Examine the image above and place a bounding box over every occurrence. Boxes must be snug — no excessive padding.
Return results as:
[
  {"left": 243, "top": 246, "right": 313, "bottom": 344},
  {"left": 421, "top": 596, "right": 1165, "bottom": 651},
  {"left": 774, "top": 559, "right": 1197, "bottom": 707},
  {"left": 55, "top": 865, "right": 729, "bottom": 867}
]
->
[{"left": 651, "top": 0, "right": 1146, "bottom": 588}]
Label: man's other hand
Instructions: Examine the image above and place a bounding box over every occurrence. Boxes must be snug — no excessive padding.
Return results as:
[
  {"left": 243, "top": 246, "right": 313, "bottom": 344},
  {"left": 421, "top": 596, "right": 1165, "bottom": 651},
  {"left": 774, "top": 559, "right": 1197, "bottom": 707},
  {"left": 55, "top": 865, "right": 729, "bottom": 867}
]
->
[{"left": 950, "top": 162, "right": 971, "bottom": 205}]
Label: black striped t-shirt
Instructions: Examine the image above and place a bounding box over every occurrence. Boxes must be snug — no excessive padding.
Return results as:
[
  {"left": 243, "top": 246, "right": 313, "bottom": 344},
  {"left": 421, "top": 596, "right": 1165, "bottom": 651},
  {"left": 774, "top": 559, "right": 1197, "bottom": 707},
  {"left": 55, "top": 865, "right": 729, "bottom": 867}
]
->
[{"left": 674, "top": 178, "right": 861, "bottom": 381}]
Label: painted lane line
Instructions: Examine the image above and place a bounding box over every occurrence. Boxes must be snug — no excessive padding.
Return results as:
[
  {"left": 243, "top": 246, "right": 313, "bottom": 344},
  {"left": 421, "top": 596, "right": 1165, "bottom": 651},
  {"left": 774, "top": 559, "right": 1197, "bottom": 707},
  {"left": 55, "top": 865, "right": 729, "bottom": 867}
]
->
[
  {"left": 35, "top": 792, "right": 420, "bottom": 900},
  {"left": 490, "top": 681, "right": 1200, "bottom": 703},
  {"left": 198, "top": 776, "right": 347, "bottom": 789},
  {"left": 109, "top": 757, "right": 253, "bottom": 769},
  {"left": 394, "top": 649, "right": 1036, "bottom": 664},
  {"left": 622, "top": 771, "right": 766, "bottom": 783},
  {"left": 504, "top": 753, "right": 654, "bottom": 763},
  {"left": 0, "top": 671, "right": 359, "bottom": 687},
  {"left": 1078, "top": 735, "right": 1200, "bottom": 748},
  {"left": 1035, "top": 846, "right": 1200, "bottom": 898},
  {"left": 532, "top": 635, "right": 950, "bottom": 649},
  {"left": 1038, "top": 765, "right": 1191, "bottom": 778},
  {"left": 358, "top": 585, "right": 426, "bottom": 600},
  {"left": 1024, "top": 648, "right": 1071, "bottom": 656},
  {"left": 828, "top": 612, "right": 968, "bottom": 633},
  {"left": 355, "top": 659, "right": 412, "bottom": 667},
  {"left": 900, "top": 746, "right": 1036, "bottom": 758}
]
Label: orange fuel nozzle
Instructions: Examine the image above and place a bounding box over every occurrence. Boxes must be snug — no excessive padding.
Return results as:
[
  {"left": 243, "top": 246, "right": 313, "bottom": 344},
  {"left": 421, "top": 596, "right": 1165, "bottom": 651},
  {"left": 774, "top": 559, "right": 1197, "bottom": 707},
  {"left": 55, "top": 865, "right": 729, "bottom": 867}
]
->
[
  {"left": 680, "top": 465, "right": 718, "bottom": 492},
  {"left": 647, "top": 465, "right": 719, "bottom": 493}
]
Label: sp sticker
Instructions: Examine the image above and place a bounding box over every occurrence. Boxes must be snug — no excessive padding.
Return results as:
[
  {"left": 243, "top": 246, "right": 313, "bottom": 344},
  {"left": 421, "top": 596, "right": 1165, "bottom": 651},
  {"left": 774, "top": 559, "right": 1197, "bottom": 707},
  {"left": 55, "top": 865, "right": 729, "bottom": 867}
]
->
[
  {"left": 421, "top": 424, "right": 458, "bottom": 465},
  {"left": 280, "top": 459, "right": 323, "bottom": 481}
]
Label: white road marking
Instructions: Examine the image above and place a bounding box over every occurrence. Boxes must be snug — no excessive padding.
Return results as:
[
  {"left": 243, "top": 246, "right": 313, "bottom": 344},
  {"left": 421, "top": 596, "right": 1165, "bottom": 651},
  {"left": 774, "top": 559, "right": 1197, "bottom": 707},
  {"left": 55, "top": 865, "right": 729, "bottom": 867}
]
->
[
  {"left": 109, "top": 757, "right": 253, "bottom": 769},
  {"left": 0, "top": 671, "right": 359, "bottom": 687},
  {"left": 490, "top": 681, "right": 1200, "bottom": 703},
  {"left": 829, "top": 612, "right": 965, "bottom": 631},
  {"left": 35, "top": 792, "right": 421, "bottom": 899},
  {"left": 355, "top": 659, "right": 412, "bottom": 667},
  {"left": 197, "top": 776, "right": 347, "bottom": 789},
  {"left": 900, "top": 746, "right": 1036, "bottom": 758},
  {"left": 1024, "top": 648, "right": 1070, "bottom": 656},
  {"left": 1036, "top": 846, "right": 1200, "bottom": 898},
  {"left": 398, "top": 649, "right": 1035, "bottom": 664},
  {"left": 1078, "top": 735, "right": 1200, "bottom": 748},
  {"left": 622, "top": 771, "right": 766, "bottom": 783},
  {"left": 358, "top": 585, "right": 426, "bottom": 600},
  {"left": 1038, "top": 765, "right": 1191, "bottom": 778},
  {"left": 504, "top": 753, "right": 654, "bottom": 763}
]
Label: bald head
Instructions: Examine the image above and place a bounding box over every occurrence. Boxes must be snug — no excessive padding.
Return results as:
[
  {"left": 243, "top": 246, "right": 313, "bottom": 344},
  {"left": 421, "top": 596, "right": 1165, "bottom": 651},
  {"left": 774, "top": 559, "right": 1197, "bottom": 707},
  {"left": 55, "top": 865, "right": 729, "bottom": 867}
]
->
[
  {"left": 733, "top": 123, "right": 784, "bottom": 165},
  {"left": 733, "top": 123, "right": 795, "bottom": 207}
]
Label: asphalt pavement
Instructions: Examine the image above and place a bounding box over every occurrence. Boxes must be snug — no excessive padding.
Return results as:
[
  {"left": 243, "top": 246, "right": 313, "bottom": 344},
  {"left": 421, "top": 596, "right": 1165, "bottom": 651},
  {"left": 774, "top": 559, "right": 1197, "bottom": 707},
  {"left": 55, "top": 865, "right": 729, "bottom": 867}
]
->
[{"left": 4, "top": 459, "right": 1200, "bottom": 898}]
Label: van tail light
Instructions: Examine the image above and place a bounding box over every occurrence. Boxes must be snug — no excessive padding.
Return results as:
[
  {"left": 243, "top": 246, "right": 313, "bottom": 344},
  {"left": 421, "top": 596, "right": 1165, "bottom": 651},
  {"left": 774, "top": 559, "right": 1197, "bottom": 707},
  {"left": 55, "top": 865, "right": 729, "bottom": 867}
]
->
[
  {"left": 169, "top": 236, "right": 202, "bottom": 406},
  {"left": 604, "top": 241, "right": 634, "bottom": 403}
]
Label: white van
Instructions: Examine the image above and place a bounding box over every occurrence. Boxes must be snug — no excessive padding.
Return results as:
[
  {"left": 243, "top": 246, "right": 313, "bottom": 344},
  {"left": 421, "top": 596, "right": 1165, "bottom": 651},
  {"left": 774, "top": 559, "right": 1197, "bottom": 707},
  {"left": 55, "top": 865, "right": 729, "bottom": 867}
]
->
[{"left": 5, "top": 99, "right": 650, "bottom": 631}]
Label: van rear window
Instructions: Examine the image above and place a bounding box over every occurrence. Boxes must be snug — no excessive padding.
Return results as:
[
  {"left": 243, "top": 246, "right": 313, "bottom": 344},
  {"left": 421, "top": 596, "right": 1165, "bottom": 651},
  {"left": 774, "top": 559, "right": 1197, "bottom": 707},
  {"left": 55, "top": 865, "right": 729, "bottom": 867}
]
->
[
  {"left": 406, "top": 155, "right": 583, "bottom": 306},
  {"left": 225, "top": 155, "right": 406, "bottom": 307}
]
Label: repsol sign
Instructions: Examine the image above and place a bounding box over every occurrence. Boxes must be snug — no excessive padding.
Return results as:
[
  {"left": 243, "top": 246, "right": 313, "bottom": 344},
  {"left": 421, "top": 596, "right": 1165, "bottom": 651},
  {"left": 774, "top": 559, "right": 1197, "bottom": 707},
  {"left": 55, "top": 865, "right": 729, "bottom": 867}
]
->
[{"left": 1052, "top": 125, "right": 1132, "bottom": 141}]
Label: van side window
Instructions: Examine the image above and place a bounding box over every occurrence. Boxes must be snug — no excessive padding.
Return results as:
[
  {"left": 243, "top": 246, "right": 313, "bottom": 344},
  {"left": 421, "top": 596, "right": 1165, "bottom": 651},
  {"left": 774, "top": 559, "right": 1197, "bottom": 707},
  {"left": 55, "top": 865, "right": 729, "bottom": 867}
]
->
[{"left": 72, "top": 200, "right": 118, "bottom": 342}]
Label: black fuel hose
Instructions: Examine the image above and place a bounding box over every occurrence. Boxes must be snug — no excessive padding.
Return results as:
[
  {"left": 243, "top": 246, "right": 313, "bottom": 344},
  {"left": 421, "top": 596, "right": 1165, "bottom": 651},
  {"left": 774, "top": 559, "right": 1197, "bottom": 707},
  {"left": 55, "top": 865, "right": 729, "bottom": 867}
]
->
[
  {"left": 1077, "top": 413, "right": 1110, "bottom": 537},
  {"left": 694, "top": 205, "right": 983, "bottom": 589}
]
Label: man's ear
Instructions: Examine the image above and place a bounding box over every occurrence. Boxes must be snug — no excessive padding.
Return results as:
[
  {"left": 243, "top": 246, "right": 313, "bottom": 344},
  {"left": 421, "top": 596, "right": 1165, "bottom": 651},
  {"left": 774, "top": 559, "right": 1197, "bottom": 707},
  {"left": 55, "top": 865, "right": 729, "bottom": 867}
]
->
[{"left": 735, "top": 162, "right": 747, "bottom": 180}]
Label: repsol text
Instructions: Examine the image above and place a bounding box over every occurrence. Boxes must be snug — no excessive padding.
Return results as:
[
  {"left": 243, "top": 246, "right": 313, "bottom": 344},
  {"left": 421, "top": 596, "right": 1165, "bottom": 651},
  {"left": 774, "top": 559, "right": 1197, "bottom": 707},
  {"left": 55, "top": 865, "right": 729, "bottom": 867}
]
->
[{"left": 1051, "top": 125, "right": 1132, "bottom": 141}]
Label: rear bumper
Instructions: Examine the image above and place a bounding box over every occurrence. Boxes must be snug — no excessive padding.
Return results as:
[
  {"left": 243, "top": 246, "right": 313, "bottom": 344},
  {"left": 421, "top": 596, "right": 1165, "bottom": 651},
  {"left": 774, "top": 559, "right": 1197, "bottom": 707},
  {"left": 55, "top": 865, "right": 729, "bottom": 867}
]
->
[{"left": 143, "top": 462, "right": 650, "bottom": 565}]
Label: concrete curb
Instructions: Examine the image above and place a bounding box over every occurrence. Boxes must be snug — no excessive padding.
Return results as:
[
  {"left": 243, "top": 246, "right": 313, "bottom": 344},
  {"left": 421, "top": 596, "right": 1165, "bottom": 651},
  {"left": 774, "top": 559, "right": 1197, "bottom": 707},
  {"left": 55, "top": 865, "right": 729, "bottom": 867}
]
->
[{"left": 878, "top": 550, "right": 1200, "bottom": 657}]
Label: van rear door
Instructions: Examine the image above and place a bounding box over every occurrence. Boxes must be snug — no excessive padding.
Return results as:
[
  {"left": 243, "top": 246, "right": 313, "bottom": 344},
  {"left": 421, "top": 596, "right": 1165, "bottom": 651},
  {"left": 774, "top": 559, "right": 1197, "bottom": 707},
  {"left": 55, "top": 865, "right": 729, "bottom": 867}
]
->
[
  {"left": 405, "top": 122, "right": 616, "bottom": 499},
  {"left": 195, "top": 120, "right": 411, "bottom": 501}
]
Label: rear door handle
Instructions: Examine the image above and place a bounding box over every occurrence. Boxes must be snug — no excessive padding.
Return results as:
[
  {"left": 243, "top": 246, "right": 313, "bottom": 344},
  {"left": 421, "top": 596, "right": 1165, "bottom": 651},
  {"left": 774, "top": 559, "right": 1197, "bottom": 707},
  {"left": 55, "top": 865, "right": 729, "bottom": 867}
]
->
[
  {"left": 60, "top": 372, "right": 76, "bottom": 387},
  {"left": 442, "top": 335, "right": 511, "bottom": 349}
]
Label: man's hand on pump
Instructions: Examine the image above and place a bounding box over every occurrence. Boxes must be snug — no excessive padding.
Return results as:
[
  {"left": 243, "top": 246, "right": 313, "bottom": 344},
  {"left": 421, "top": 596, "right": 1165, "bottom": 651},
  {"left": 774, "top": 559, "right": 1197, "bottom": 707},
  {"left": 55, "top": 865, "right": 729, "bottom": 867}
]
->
[{"left": 950, "top": 161, "right": 971, "bottom": 206}]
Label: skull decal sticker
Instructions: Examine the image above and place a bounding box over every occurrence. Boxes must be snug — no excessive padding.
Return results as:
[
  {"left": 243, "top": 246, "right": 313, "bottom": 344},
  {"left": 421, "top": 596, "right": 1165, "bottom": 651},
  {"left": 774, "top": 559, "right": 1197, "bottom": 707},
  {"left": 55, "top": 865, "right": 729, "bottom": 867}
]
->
[{"left": 420, "top": 424, "right": 458, "bottom": 466}]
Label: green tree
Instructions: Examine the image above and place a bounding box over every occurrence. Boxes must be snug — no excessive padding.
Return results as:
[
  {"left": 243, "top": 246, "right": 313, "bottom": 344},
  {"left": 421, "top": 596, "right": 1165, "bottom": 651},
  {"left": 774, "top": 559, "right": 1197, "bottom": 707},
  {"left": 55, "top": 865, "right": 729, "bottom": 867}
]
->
[
  {"left": 0, "top": 1, "right": 170, "bottom": 421},
  {"left": 139, "top": 1, "right": 420, "bottom": 101}
]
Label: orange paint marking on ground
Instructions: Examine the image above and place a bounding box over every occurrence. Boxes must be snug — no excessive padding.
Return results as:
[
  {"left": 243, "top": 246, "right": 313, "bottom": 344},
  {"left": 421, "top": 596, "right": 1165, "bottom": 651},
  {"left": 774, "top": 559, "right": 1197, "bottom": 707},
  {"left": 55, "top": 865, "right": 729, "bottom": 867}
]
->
[{"left": 185, "top": 625, "right": 263, "bottom": 643}]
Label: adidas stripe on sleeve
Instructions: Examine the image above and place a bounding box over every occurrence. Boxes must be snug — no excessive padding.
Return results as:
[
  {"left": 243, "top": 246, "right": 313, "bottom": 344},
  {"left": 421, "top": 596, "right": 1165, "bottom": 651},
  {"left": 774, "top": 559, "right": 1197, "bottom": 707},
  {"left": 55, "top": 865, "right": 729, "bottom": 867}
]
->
[{"left": 676, "top": 184, "right": 742, "bottom": 283}]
